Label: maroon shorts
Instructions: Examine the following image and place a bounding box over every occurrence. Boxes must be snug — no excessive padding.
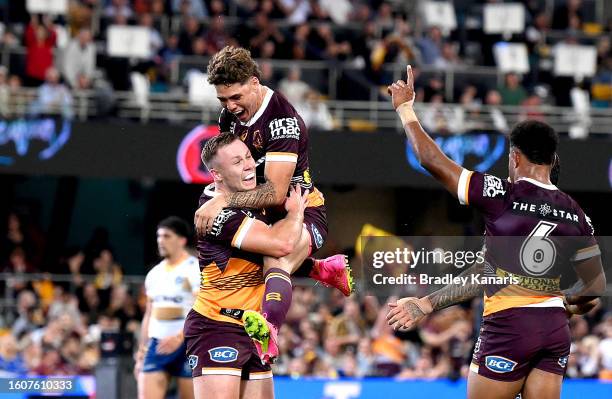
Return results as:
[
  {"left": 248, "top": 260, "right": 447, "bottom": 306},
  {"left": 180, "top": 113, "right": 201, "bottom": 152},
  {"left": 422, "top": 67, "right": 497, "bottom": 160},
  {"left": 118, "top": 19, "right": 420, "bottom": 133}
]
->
[
  {"left": 471, "top": 307, "right": 570, "bottom": 382},
  {"left": 183, "top": 310, "right": 272, "bottom": 380},
  {"left": 304, "top": 204, "right": 328, "bottom": 255}
]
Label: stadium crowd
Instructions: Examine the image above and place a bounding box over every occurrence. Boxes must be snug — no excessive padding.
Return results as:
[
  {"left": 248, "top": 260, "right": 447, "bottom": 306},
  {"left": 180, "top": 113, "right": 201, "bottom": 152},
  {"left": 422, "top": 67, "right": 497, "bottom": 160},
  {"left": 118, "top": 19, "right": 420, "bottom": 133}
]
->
[
  {"left": 0, "top": 0, "right": 610, "bottom": 126},
  {"left": 1, "top": 207, "right": 611, "bottom": 380}
]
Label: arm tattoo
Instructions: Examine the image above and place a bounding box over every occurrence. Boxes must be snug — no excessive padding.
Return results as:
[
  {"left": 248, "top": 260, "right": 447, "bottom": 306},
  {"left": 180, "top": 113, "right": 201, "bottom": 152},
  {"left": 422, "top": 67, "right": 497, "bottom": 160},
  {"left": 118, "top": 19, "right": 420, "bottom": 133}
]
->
[
  {"left": 226, "top": 182, "right": 277, "bottom": 209},
  {"left": 427, "top": 260, "right": 485, "bottom": 311}
]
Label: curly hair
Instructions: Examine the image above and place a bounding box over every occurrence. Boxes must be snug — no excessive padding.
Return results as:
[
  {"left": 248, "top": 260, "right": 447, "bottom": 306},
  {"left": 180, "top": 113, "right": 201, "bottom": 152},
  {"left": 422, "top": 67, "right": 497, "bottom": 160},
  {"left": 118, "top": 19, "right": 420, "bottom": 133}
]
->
[{"left": 207, "top": 46, "right": 261, "bottom": 85}]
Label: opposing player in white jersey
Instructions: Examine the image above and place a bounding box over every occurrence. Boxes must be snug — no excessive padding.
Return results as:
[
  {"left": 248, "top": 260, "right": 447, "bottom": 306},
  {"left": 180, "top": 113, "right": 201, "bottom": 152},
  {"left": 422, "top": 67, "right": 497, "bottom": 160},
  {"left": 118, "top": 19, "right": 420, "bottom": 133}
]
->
[{"left": 135, "top": 217, "right": 200, "bottom": 399}]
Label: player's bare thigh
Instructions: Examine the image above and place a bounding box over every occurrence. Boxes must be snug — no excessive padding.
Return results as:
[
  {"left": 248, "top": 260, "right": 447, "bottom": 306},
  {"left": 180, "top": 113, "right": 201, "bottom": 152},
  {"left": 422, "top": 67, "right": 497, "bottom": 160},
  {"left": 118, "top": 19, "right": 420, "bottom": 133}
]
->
[
  {"left": 263, "top": 226, "right": 311, "bottom": 274},
  {"left": 177, "top": 376, "right": 195, "bottom": 399},
  {"left": 138, "top": 371, "right": 169, "bottom": 399},
  {"left": 240, "top": 378, "right": 274, "bottom": 399},
  {"left": 467, "top": 370, "right": 524, "bottom": 399},
  {"left": 521, "top": 368, "right": 563, "bottom": 399},
  {"left": 193, "top": 375, "right": 241, "bottom": 399}
]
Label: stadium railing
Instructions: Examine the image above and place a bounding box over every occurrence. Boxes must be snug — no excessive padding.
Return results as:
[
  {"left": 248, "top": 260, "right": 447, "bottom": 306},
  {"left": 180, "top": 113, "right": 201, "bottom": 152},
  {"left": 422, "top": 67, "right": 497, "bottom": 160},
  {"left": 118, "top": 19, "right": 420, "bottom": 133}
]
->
[{"left": 3, "top": 86, "right": 612, "bottom": 136}]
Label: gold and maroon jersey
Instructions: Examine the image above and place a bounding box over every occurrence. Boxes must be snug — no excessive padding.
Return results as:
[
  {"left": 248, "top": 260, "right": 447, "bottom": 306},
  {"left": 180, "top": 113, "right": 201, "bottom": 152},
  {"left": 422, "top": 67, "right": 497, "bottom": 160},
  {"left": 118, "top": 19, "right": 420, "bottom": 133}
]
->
[
  {"left": 193, "top": 185, "right": 266, "bottom": 325},
  {"left": 457, "top": 170, "right": 600, "bottom": 316}
]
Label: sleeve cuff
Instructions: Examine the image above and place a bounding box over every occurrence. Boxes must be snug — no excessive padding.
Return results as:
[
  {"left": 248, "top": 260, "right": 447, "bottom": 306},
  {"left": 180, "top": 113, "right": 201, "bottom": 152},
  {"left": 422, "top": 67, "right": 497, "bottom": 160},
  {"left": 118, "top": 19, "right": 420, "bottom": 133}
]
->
[
  {"left": 457, "top": 169, "right": 472, "bottom": 205},
  {"left": 571, "top": 245, "right": 601, "bottom": 262},
  {"left": 266, "top": 152, "right": 298, "bottom": 163},
  {"left": 231, "top": 217, "right": 255, "bottom": 249}
]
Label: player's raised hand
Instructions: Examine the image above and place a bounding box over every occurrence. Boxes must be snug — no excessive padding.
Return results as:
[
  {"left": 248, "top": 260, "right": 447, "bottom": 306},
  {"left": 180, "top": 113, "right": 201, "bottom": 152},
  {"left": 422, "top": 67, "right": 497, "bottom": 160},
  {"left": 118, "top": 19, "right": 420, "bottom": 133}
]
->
[
  {"left": 387, "top": 296, "right": 433, "bottom": 331},
  {"left": 194, "top": 195, "right": 227, "bottom": 236},
  {"left": 285, "top": 185, "right": 309, "bottom": 216},
  {"left": 387, "top": 65, "right": 416, "bottom": 110}
]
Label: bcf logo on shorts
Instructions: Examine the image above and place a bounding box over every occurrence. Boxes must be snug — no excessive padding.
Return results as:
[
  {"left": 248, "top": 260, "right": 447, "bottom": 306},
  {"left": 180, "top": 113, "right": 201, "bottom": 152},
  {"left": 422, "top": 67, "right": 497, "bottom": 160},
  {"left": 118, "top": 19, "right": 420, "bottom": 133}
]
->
[
  {"left": 485, "top": 356, "right": 517, "bottom": 373},
  {"left": 312, "top": 225, "right": 323, "bottom": 249},
  {"left": 208, "top": 347, "right": 239, "bottom": 363}
]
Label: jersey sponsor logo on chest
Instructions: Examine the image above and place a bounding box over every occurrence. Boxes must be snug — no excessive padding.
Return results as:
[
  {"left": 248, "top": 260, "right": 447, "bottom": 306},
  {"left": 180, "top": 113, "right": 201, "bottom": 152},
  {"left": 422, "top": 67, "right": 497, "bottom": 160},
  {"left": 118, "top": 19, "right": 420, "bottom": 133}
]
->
[
  {"left": 511, "top": 200, "right": 579, "bottom": 224},
  {"left": 152, "top": 295, "right": 184, "bottom": 303},
  {"left": 269, "top": 117, "right": 300, "bottom": 140}
]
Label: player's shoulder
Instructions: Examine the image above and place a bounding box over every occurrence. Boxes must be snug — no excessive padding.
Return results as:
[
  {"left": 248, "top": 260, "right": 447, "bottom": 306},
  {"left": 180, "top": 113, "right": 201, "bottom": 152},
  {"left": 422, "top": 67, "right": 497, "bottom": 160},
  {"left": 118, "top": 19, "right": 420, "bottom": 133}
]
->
[
  {"left": 145, "top": 261, "right": 165, "bottom": 279},
  {"left": 267, "top": 90, "right": 300, "bottom": 118},
  {"left": 556, "top": 188, "right": 595, "bottom": 233}
]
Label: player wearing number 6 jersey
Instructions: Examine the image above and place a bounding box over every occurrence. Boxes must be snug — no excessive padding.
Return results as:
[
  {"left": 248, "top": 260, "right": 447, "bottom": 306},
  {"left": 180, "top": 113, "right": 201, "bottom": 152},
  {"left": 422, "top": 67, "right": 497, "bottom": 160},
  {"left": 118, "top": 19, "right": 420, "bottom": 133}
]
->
[{"left": 386, "top": 65, "right": 606, "bottom": 399}]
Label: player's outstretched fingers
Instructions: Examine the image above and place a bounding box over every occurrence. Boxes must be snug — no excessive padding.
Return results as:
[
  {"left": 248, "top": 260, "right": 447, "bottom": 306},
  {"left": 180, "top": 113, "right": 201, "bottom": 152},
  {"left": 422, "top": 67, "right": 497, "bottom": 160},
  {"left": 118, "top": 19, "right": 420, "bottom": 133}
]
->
[{"left": 406, "top": 65, "right": 414, "bottom": 88}]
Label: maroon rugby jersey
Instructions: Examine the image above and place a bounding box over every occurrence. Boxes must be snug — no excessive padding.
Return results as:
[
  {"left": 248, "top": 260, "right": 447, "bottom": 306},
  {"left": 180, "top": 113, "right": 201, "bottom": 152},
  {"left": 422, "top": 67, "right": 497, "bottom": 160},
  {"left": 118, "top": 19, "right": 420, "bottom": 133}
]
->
[
  {"left": 457, "top": 170, "right": 600, "bottom": 316},
  {"left": 218, "top": 88, "right": 315, "bottom": 192},
  {"left": 193, "top": 185, "right": 266, "bottom": 326}
]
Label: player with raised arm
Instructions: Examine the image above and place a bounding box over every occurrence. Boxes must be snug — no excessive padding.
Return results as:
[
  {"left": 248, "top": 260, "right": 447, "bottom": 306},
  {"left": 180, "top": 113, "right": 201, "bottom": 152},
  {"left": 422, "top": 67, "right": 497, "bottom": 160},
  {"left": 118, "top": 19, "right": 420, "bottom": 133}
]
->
[
  {"left": 184, "top": 132, "right": 309, "bottom": 399},
  {"left": 385, "top": 66, "right": 606, "bottom": 399},
  {"left": 135, "top": 217, "right": 199, "bottom": 399},
  {"left": 193, "top": 46, "right": 353, "bottom": 363}
]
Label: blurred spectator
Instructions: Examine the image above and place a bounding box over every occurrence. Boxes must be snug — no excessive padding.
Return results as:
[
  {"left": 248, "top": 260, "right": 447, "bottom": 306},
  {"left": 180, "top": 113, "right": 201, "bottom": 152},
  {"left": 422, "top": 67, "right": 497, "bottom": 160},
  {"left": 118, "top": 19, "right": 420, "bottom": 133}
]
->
[
  {"left": 209, "top": 0, "right": 226, "bottom": 17},
  {"left": 498, "top": 73, "right": 528, "bottom": 106},
  {"left": 275, "top": 0, "right": 311, "bottom": 25},
  {"left": 0, "top": 66, "right": 8, "bottom": 118},
  {"left": 0, "top": 334, "right": 27, "bottom": 375},
  {"left": 11, "top": 290, "right": 42, "bottom": 339},
  {"left": 326, "top": 299, "right": 365, "bottom": 351},
  {"left": 552, "top": 0, "right": 583, "bottom": 31},
  {"left": 92, "top": 249, "right": 123, "bottom": 309},
  {"left": 24, "top": 15, "right": 57, "bottom": 87},
  {"left": 178, "top": 15, "right": 203, "bottom": 55},
  {"left": 484, "top": 89, "right": 509, "bottom": 132},
  {"left": 29, "top": 68, "right": 74, "bottom": 120},
  {"left": 370, "top": 33, "right": 418, "bottom": 81},
  {"left": 204, "top": 15, "right": 230, "bottom": 54},
  {"left": 278, "top": 67, "right": 310, "bottom": 104},
  {"left": 437, "top": 41, "right": 462, "bottom": 68},
  {"left": 67, "top": 0, "right": 96, "bottom": 34},
  {"left": 104, "top": 0, "right": 134, "bottom": 19},
  {"left": 374, "top": 3, "right": 395, "bottom": 33},
  {"left": 369, "top": 301, "right": 405, "bottom": 376},
  {"left": 160, "top": 34, "right": 182, "bottom": 66},
  {"left": 317, "top": 0, "right": 353, "bottom": 25},
  {"left": 576, "top": 335, "right": 600, "bottom": 377},
  {"left": 295, "top": 90, "right": 334, "bottom": 131},
  {"left": 48, "top": 288, "right": 81, "bottom": 322},
  {"left": 192, "top": 37, "right": 208, "bottom": 56},
  {"left": 172, "top": 0, "right": 208, "bottom": 19},
  {"left": 600, "top": 321, "right": 612, "bottom": 380},
  {"left": 139, "top": 13, "right": 164, "bottom": 57},
  {"left": 591, "top": 55, "right": 612, "bottom": 108},
  {"left": 77, "top": 283, "right": 101, "bottom": 325},
  {"left": 244, "top": 13, "right": 285, "bottom": 58},
  {"left": 520, "top": 94, "right": 545, "bottom": 121},
  {"left": 417, "top": 26, "right": 444, "bottom": 66},
  {"left": 421, "top": 95, "right": 464, "bottom": 135},
  {"left": 150, "top": 0, "right": 167, "bottom": 17},
  {"left": 258, "top": 60, "right": 278, "bottom": 88},
  {"left": 62, "top": 29, "right": 96, "bottom": 89}
]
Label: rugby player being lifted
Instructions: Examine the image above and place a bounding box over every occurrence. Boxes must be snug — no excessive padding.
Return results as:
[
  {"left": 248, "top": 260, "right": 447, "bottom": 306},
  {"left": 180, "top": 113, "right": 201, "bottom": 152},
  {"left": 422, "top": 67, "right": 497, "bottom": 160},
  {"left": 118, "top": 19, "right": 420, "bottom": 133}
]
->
[{"left": 194, "top": 47, "right": 354, "bottom": 363}]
